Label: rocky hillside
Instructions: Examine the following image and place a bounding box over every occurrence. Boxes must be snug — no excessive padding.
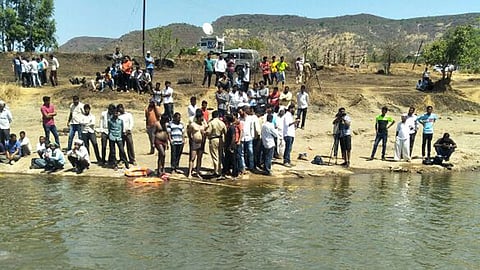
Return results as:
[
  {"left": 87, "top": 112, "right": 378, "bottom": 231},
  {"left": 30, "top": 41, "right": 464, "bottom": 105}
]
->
[{"left": 59, "top": 13, "right": 480, "bottom": 61}]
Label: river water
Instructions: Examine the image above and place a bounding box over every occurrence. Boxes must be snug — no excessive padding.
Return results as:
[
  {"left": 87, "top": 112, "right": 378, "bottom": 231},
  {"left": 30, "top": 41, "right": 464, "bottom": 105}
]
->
[{"left": 0, "top": 172, "right": 479, "bottom": 269}]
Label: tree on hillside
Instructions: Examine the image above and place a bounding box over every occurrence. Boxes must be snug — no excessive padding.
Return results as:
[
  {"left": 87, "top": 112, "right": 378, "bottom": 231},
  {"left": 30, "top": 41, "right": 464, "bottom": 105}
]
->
[
  {"left": 149, "top": 27, "right": 178, "bottom": 68},
  {"left": 0, "top": 0, "right": 56, "bottom": 52},
  {"left": 380, "top": 36, "right": 404, "bottom": 75},
  {"left": 423, "top": 25, "right": 480, "bottom": 78}
]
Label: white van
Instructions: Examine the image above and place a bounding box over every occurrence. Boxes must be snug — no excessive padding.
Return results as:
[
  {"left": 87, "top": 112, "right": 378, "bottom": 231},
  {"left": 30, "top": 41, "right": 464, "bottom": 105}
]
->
[{"left": 221, "top": 48, "right": 260, "bottom": 72}]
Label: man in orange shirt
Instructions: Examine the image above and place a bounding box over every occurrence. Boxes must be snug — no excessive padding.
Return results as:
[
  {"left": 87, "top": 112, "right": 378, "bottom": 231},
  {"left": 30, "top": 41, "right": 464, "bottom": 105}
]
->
[
  {"left": 201, "top": 100, "right": 209, "bottom": 122},
  {"left": 145, "top": 99, "right": 162, "bottom": 154},
  {"left": 121, "top": 56, "right": 133, "bottom": 91}
]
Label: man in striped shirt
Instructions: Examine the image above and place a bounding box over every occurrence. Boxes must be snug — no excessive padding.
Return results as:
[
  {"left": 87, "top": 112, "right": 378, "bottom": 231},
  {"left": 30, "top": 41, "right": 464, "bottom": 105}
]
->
[{"left": 167, "top": 112, "right": 185, "bottom": 174}]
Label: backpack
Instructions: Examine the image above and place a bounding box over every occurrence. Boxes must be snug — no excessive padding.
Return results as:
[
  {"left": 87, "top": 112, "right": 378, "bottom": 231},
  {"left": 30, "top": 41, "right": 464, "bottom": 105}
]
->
[{"left": 311, "top": 155, "right": 324, "bottom": 165}]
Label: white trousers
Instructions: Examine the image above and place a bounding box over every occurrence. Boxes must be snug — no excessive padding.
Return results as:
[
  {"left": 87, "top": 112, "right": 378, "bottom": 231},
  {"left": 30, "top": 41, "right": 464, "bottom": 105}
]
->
[{"left": 394, "top": 138, "right": 410, "bottom": 161}]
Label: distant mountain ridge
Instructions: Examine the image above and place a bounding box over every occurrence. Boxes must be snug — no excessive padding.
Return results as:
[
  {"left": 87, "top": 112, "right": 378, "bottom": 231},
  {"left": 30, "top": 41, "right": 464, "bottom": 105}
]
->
[{"left": 59, "top": 13, "right": 480, "bottom": 59}]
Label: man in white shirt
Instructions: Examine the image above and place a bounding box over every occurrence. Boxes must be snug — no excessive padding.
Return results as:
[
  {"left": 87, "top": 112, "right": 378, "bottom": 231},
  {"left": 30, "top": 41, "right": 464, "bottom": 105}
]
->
[
  {"left": 29, "top": 58, "right": 41, "bottom": 87},
  {"left": 19, "top": 131, "right": 32, "bottom": 156},
  {"left": 405, "top": 106, "right": 418, "bottom": 158},
  {"left": 162, "top": 81, "right": 174, "bottom": 120},
  {"left": 261, "top": 114, "right": 277, "bottom": 175},
  {"left": 67, "top": 139, "right": 90, "bottom": 174},
  {"left": 214, "top": 55, "right": 227, "bottom": 86},
  {"left": 117, "top": 104, "right": 136, "bottom": 165},
  {"left": 49, "top": 54, "right": 60, "bottom": 86},
  {"left": 394, "top": 114, "right": 411, "bottom": 162},
  {"left": 99, "top": 104, "right": 115, "bottom": 164},
  {"left": 283, "top": 105, "right": 299, "bottom": 167},
  {"left": 295, "top": 57, "right": 304, "bottom": 84},
  {"left": 0, "top": 100, "right": 12, "bottom": 145},
  {"left": 238, "top": 106, "right": 255, "bottom": 172},
  {"left": 296, "top": 85, "right": 309, "bottom": 129},
  {"left": 80, "top": 104, "right": 101, "bottom": 162},
  {"left": 187, "top": 96, "right": 198, "bottom": 120},
  {"left": 67, "top": 96, "right": 84, "bottom": 151}
]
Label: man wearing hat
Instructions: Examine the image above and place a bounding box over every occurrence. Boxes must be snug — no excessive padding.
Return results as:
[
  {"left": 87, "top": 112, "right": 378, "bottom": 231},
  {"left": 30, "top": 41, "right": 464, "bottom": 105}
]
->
[
  {"left": 394, "top": 114, "right": 411, "bottom": 162},
  {"left": 145, "top": 50, "right": 155, "bottom": 80},
  {"left": 44, "top": 142, "right": 65, "bottom": 172},
  {"left": 67, "top": 139, "right": 90, "bottom": 174}
]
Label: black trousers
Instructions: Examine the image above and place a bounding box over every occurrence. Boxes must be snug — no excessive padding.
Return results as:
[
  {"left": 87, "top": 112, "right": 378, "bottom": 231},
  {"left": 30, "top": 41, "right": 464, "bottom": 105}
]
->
[
  {"left": 422, "top": 133, "right": 433, "bottom": 158},
  {"left": 82, "top": 132, "right": 101, "bottom": 161},
  {"left": 109, "top": 139, "right": 128, "bottom": 166},
  {"left": 170, "top": 143, "right": 184, "bottom": 169},
  {"left": 222, "top": 148, "right": 238, "bottom": 177}
]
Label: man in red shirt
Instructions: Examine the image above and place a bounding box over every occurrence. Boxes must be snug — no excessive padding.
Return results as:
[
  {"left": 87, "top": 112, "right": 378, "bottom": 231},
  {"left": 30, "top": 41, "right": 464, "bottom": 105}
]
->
[
  {"left": 268, "top": 86, "right": 280, "bottom": 113},
  {"left": 201, "top": 100, "right": 209, "bottom": 122},
  {"left": 259, "top": 56, "right": 271, "bottom": 85},
  {"left": 40, "top": 96, "right": 60, "bottom": 147}
]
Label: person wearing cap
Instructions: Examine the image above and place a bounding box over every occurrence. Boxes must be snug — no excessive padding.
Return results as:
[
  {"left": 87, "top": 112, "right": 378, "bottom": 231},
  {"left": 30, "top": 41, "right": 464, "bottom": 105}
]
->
[
  {"left": 43, "top": 142, "right": 65, "bottom": 172},
  {"left": 145, "top": 50, "right": 155, "bottom": 80},
  {"left": 67, "top": 139, "right": 90, "bottom": 174},
  {"left": 0, "top": 100, "right": 13, "bottom": 145},
  {"left": 145, "top": 98, "right": 162, "bottom": 155},
  {"left": 394, "top": 114, "right": 411, "bottom": 162},
  {"left": 40, "top": 96, "right": 60, "bottom": 147}
]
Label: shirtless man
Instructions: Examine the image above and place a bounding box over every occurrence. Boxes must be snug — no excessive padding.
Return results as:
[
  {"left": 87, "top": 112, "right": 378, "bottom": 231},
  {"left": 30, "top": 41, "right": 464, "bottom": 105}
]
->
[
  {"left": 153, "top": 114, "right": 169, "bottom": 176},
  {"left": 187, "top": 109, "right": 207, "bottom": 179}
]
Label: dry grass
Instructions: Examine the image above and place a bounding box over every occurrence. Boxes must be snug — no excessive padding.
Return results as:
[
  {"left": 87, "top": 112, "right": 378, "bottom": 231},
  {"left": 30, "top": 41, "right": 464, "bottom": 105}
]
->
[{"left": 0, "top": 83, "right": 21, "bottom": 103}]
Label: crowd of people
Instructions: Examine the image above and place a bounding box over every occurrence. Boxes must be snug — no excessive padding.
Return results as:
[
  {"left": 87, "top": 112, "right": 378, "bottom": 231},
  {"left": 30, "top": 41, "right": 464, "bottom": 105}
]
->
[
  {"left": 12, "top": 54, "right": 60, "bottom": 88},
  {"left": 5, "top": 48, "right": 458, "bottom": 177}
]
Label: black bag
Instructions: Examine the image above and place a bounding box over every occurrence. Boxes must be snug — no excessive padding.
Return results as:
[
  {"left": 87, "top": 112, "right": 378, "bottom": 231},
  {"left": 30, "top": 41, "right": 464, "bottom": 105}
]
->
[
  {"left": 311, "top": 155, "right": 324, "bottom": 165},
  {"left": 433, "top": 155, "right": 444, "bottom": 165},
  {"left": 422, "top": 158, "right": 433, "bottom": 165}
]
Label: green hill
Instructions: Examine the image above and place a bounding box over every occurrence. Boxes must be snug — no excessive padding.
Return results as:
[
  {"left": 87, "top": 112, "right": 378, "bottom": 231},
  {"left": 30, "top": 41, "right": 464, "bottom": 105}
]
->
[{"left": 59, "top": 13, "right": 480, "bottom": 61}]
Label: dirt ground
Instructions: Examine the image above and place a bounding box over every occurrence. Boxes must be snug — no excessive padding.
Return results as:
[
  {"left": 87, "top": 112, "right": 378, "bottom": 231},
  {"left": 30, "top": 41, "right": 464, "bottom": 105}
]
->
[{"left": 1, "top": 54, "right": 479, "bottom": 185}]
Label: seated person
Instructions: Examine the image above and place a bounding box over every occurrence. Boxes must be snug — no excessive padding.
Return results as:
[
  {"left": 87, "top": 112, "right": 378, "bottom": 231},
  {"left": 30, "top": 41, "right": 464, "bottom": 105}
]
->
[
  {"left": 416, "top": 79, "right": 425, "bottom": 91},
  {"left": 43, "top": 142, "right": 65, "bottom": 172},
  {"left": 434, "top": 133, "right": 457, "bottom": 161},
  {"left": 19, "top": 130, "right": 32, "bottom": 156},
  {"left": 5, "top": 133, "right": 21, "bottom": 165},
  {"left": 67, "top": 139, "right": 90, "bottom": 174},
  {"left": 36, "top": 136, "right": 47, "bottom": 158}
]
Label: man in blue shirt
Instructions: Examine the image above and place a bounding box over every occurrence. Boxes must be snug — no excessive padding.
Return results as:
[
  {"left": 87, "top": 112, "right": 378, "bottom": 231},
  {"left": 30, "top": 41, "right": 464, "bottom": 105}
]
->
[
  {"left": 145, "top": 50, "right": 155, "bottom": 80},
  {"left": 417, "top": 105, "right": 438, "bottom": 159},
  {"left": 108, "top": 108, "right": 129, "bottom": 170},
  {"left": 202, "top": 54, "right": 215, "bottom": 88},
  {"left": 5, "top": 133, "right": 21, "bottom": 165}
]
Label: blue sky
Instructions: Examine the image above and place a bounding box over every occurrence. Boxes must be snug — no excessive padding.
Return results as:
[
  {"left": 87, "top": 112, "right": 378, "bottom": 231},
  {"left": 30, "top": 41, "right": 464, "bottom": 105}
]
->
[{"left": 55, "top": 0, "right": 480, "bottom": 45}]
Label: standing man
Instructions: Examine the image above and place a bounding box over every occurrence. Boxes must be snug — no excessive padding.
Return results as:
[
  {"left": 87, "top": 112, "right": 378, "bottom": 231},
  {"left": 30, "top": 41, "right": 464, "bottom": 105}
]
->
[
  {"left": 40, "top": 96, "right": 60, "bottom": 146},
  {"left": 221, "top": 114, "right": 239, "bottom": 179},
  {"left": 283, "top": 105, "right": 299, "bottom": 167},
  {"left": 259, "top": 56, "right": 271, "bottom": 85},
  {"left": 277, "top": 56, "right": 288, "bottom": 87},
  {"left": 112, "top": 47, "right": 123, "bottom": 69},
  {"left": 145, "top": 99, "right": 162, "bottom": 155},
  {"left": 368, "top": 106, "right": 395, "bottom": 161},
  {"left": 405, "top": 106, "right": 418, "bottom": 158},
  {"left": 67, "top": 96, "right": 84, "bottom": 151},
  {"left": 49, "top": 54, "right": 60, "bottom": 87},
  {"left": 417, "top": 105, "right": 438, "bottom": 159},
  {"left": 295, "top": 57, "right": 304, "bottom": 84},
  {"left": 333, "top": 107, "right": 352, "bottom": 167},
  {"left": 108, "top": 108, "right": 129, "bottom": 170},
  {"left": 99, "top": 104, "right": 115, "bottom": 165},
  {"left": 162, "top": 81, "right": 174, "bottom": 121},
  {"left": 206, "top": 111, "right": 227, "bottom": 177},
  {"left": 80, "top": 104, "right": 101, "bottom": 162},
  {"left": 394, "top": 114, "right": 411, "bottom": 162},
  {"left": 202, "top": 53, "right": 215, "bottom": 88},
  {"left": 215, "top": 85, "right": 229, "bottom": 118},
  {"left": 241, "top": 62, "right": 251, "bottom": 92},
  {"left": 0, "top": 101, "right": 13, "bottom": 145},
  {"left": 145, "top": 50, "right": 155, "bottom": 80},
  {"left": 117, "top": 104, "right": 136, "bottom": 165},
  {"left": 270, "top": 56, "right": 278, "bottom": 86},
  {"left": 296, "top": 85, "right": 309, "bottom": 129},
  {"left": 167, "top": 112, "right": 185, "bottom": 174},
  {"left": 214, "top": 55, "right": 227, "bottom": 86},
  {"left": 279, "top": 86, "right": 292, "bottom": 111},
  {"left": 261, "top": 114, "right": 277, "bottom": 175}
]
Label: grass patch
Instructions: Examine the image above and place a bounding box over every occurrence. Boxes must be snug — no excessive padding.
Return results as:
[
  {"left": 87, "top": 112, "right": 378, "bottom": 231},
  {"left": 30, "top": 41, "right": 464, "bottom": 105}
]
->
[{"left": 0, "top": 83, "right": 21, "bottom": 102}]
